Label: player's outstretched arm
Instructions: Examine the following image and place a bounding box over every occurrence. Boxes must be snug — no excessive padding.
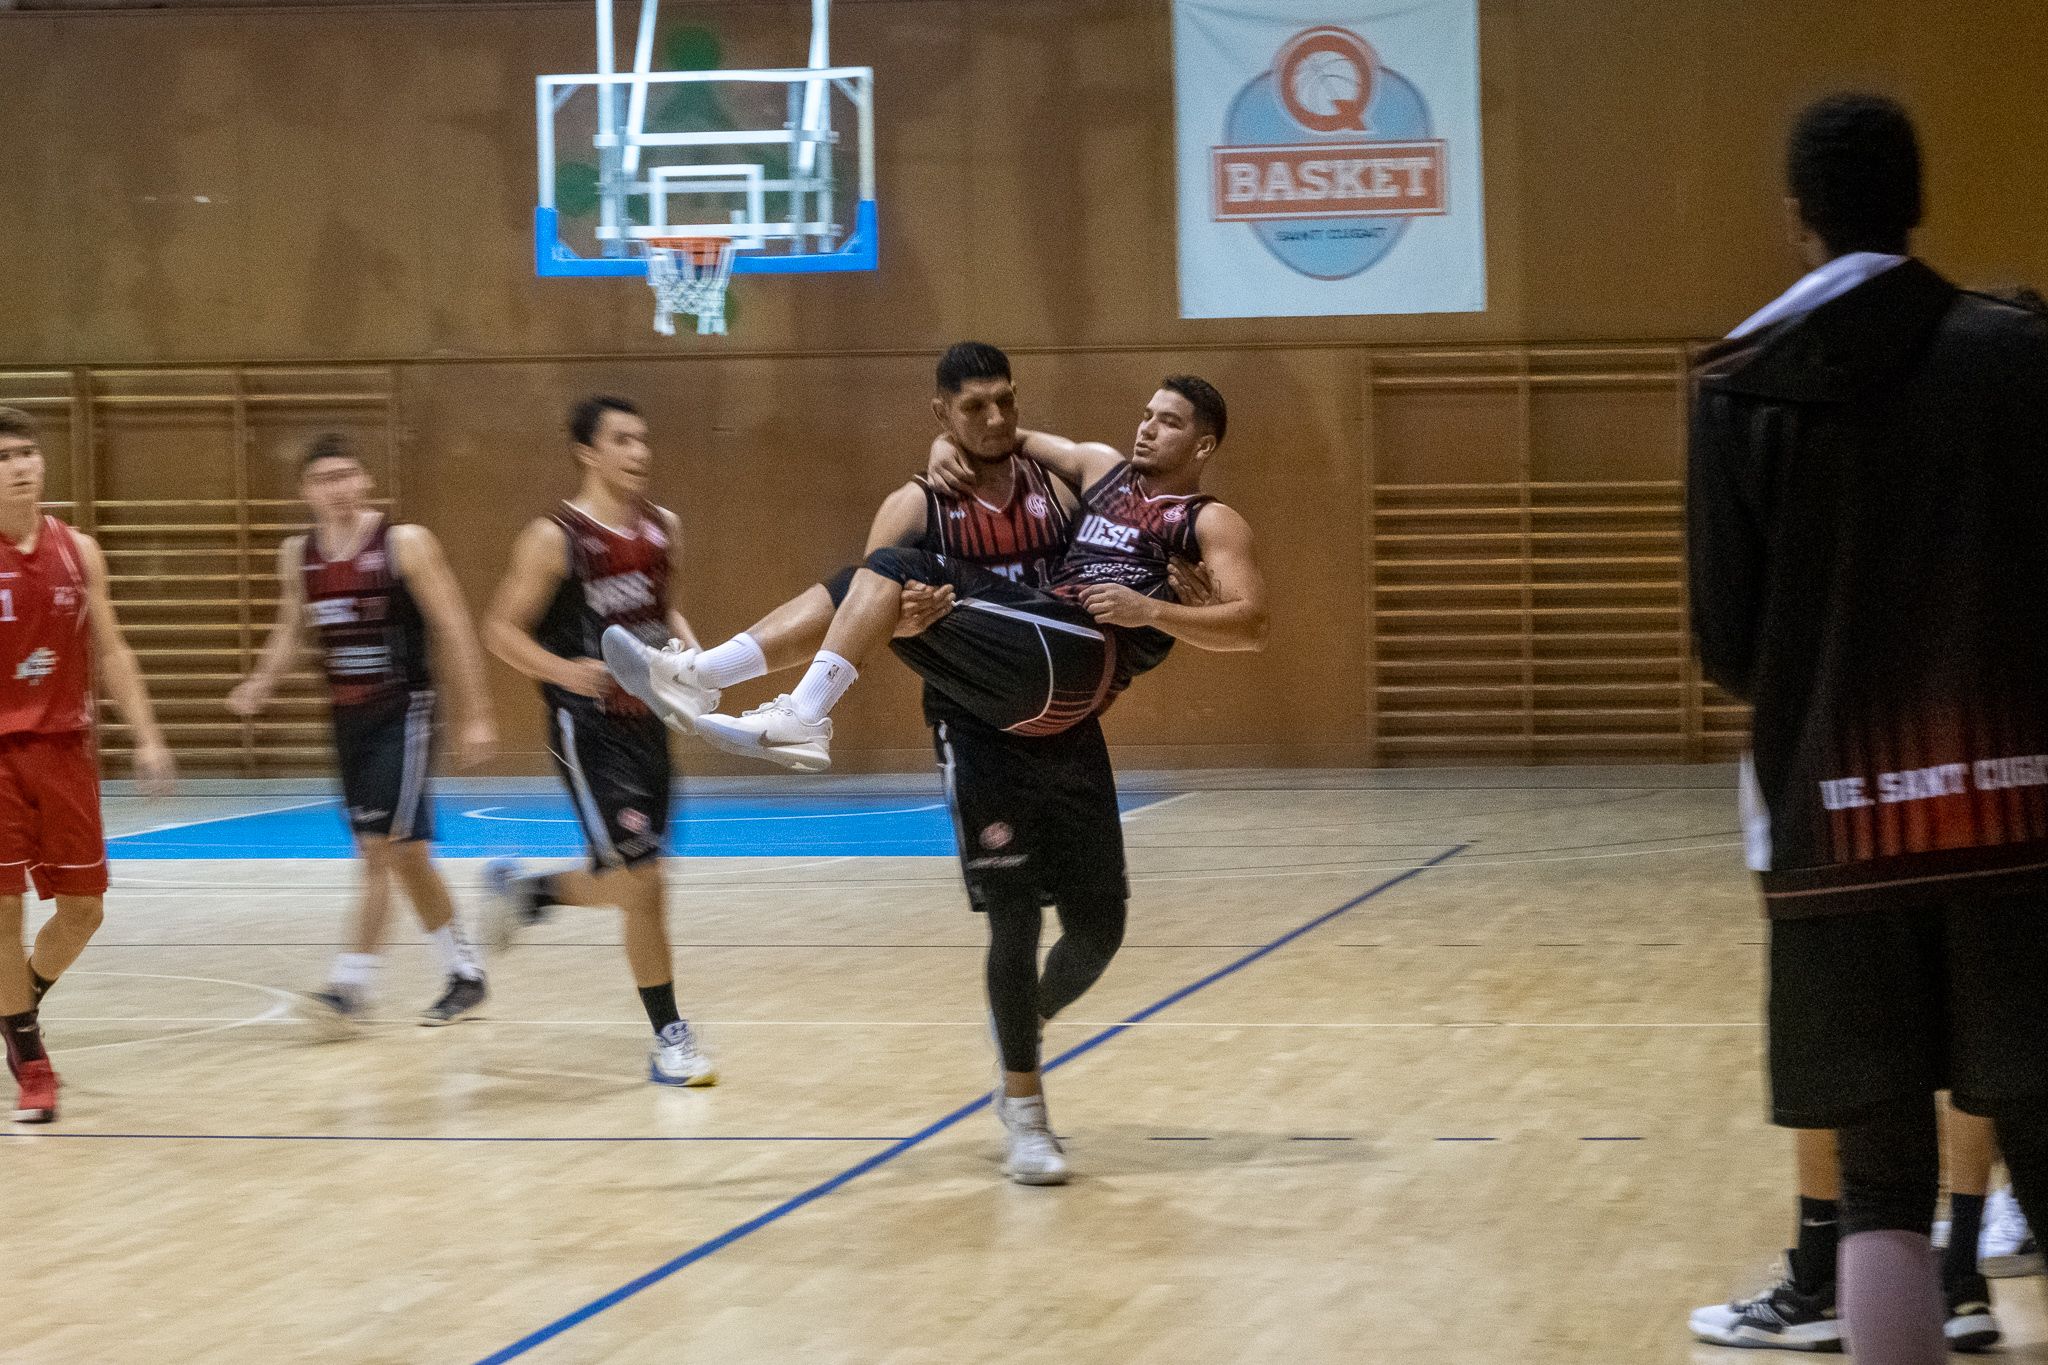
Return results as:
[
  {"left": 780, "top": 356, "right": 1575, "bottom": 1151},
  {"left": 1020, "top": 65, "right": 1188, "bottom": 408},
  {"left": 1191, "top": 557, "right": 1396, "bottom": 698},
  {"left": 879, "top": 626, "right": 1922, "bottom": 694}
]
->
[
  {"left": 227, "top": 536, "right": 306, "bottom": 718},
  {"left": 79, "top": 533, "right": 176, "bottom": 795},
  {"left": 1016, "top": 430, "right": 1124, "bottom": 490},
  {"left": 484, "top": 518, "right": 610, "bottom": 699},
  {"left": 392, "top": 523, "right": 497, "bottom": 768},
  {"left": 924, "top": 430, "right": 1120, "bottom": 496},
  {"left": 1076, "top": 503, "right": 1269, "bottom": 653}
]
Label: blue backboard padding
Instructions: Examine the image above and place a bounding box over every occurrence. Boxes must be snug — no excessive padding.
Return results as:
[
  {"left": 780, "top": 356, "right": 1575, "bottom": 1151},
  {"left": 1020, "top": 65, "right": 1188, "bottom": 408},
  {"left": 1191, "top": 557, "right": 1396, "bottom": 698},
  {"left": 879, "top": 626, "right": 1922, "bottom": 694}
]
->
[{"left": 535, "top": 200, "right": 878, "bottom": 278}]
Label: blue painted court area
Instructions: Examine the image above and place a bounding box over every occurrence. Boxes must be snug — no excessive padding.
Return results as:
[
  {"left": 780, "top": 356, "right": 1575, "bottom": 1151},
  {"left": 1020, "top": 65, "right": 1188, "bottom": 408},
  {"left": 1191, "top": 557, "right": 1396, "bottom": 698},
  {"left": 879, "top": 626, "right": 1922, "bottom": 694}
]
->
[{"left": 109, "top": 792, "right": 1166, "bottom": 860}]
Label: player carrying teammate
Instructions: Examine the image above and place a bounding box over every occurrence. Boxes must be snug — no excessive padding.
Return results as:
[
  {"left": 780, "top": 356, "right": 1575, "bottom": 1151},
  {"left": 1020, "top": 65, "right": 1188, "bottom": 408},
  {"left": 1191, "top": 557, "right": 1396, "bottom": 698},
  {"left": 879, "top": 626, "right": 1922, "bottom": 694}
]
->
[
  {"left": 674, "top": 375, "right": 1266, "bottom": 771},
  {"left": 482, "top": 395, "right": 715, "bottom": 1086},
  {"left": 609, "top": 370, "right": 1265, "bottom": 1174},
  {"left": 610, "top": 343, "right": 1200, "bottom": 1182},
  {"left": 0, "top": 406, "right": 175, "bottom": 1123},
  {"left": 228, "top": 434, "right": 497, "bottom": 1032}
]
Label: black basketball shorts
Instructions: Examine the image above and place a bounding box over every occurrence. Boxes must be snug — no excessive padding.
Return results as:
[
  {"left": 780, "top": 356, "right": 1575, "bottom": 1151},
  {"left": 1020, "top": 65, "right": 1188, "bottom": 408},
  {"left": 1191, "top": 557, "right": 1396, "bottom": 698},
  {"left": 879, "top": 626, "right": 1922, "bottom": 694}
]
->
[
  {"left": 545, "top": 702, "right": 674, "bottom": 871},
  {"left": 332, "top": 690, "right": 437, "bottom": 842},
  {"left": 933, "top": 713, "right": 1128, "bottom": 912}
]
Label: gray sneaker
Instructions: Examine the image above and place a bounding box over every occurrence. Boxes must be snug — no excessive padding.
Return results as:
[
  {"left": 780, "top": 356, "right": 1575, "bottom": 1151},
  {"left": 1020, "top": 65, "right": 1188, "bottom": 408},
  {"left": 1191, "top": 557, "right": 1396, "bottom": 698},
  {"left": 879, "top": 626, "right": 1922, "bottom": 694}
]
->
[{"left": 420, "top": 974, "right": 488, "bottom": 1027}]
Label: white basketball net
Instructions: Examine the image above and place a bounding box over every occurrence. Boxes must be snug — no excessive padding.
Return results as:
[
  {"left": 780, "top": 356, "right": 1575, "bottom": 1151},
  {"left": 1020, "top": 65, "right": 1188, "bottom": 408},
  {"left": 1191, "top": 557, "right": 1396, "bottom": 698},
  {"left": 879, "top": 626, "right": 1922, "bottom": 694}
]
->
[{"left": 645, "top": 239, "right": 738, "bottom": 336}]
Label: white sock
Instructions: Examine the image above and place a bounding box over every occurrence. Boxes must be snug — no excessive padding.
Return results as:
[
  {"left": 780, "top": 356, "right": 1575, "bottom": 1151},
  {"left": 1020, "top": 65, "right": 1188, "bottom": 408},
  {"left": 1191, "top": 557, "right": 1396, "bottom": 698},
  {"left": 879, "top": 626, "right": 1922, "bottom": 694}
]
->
[
  {"left": 789, "top": 651, "right": 857, "bottom": 724},
  {"left": 431, "top": 925, "right": 483, "bottom": 982},
  {"left": 695, "top": 633, "right": 769, "bottom": 688},
  {"left": 331, "top": 952, "right": 379, "bottom": 997}
]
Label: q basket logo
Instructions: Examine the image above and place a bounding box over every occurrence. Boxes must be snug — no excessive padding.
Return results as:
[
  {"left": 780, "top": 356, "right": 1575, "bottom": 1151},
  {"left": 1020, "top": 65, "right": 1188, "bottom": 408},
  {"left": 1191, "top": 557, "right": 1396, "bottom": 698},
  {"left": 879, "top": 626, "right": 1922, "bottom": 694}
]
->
[{"left": 1211, "top": 25, "right": 1445, "bottom": 281}]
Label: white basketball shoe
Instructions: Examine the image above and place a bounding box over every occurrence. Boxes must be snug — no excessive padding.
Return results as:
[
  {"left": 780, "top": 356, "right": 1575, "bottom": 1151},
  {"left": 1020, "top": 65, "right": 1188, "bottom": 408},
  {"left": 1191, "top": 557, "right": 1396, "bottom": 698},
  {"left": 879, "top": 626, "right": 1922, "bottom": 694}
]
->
[
  {"left": 602, "top": 626, "right": 721, "bottom": 734},
  {"left": 693, "top": 696, "right": 832, "bottom": 773},
  {"left": 995, "top": 1093, "right": 1069, "bottom": 1186}
]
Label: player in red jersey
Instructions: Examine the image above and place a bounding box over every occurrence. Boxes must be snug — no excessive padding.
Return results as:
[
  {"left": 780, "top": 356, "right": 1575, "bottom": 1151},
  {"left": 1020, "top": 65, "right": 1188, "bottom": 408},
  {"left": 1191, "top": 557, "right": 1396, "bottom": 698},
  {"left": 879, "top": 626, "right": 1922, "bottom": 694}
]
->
[
  {"left": 483, "top": 395, "right": 716, "bottom": 1086},
  {"left": 228, "top": 434, "right": 498, "bottom": 1033},
  {"left": 0, "top": 406, "right": 175, "bottom": 1123}
]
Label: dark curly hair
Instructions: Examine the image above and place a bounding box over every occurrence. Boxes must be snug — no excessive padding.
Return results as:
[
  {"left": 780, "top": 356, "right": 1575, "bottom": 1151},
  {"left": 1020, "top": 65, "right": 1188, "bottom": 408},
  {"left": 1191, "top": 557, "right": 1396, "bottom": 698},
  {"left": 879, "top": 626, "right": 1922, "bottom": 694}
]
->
[{"left": 1786, "top": 93, "right": 1923, "bottom": 256}]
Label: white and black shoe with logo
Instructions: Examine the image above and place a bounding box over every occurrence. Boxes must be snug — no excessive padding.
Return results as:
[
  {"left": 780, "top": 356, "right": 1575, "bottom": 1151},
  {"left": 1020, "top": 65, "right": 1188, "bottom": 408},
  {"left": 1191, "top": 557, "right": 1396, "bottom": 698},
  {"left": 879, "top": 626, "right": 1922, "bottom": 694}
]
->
[
  {"left": 693, "top": 696, "right": 832, "bottom": 773},
  {"left": 649, "top": 1021, "right": 718, "bottom": 1087},
  {"left": 1688, "top": 1254, "right": 1841, "bottom": 1351},
  {"left": 601, "top": 627, "right": 721, "bottom": 735}
]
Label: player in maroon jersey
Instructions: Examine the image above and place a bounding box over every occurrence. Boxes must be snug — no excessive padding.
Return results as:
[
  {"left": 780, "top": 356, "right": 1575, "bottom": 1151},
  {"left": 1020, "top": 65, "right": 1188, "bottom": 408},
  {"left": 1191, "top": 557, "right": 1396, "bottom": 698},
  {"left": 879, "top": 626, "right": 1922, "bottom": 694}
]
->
[
  {"left": 605, "top": 346, "right": 1230, "bottom": 1182},
  {"left": 228, "top": 435, "right": 498, "bottom": 1033},
  {"left": 482, "top": 395, "right": 715, "bottom": 1086},
  {"left": 0, "top": 406, "right": 175, "bottom": 1123}
]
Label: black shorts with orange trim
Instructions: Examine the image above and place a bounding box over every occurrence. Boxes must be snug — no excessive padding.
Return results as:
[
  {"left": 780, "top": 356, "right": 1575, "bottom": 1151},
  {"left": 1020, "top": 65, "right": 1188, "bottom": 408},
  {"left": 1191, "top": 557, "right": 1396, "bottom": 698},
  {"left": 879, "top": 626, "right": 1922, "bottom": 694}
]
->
[{"left": 862, "top": 548, "right": 1114, "bottom": 738}]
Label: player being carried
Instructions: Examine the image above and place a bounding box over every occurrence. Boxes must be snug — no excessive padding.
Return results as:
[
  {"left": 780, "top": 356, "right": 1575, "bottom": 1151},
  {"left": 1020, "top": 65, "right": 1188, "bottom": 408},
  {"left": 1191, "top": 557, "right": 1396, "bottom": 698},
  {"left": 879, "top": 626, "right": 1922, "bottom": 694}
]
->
[
  {"left": 0, "top": 406, "right": 176, "bottom": 1124},
  {"left": 229, "top": 434, "right": 497, "bottom": 1033}
]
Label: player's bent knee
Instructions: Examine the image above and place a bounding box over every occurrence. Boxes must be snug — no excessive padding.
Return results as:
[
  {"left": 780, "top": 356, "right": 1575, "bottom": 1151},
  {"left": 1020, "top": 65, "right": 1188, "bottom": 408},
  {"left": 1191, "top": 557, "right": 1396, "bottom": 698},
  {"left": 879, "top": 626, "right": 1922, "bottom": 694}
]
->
[
  {"left": 862, "top": 546, "right": 937, "bottom": 584},
  {"left": 821, "top": 565, "right": 860, "bottom": 606}
]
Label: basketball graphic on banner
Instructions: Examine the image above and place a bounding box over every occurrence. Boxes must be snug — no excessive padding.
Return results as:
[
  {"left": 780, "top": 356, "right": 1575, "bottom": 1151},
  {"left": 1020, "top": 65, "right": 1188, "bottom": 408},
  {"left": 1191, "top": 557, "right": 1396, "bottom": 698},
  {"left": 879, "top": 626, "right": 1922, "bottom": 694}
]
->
[{"left": 1173, "top": 0, "right": 1485, "bottom": 318}]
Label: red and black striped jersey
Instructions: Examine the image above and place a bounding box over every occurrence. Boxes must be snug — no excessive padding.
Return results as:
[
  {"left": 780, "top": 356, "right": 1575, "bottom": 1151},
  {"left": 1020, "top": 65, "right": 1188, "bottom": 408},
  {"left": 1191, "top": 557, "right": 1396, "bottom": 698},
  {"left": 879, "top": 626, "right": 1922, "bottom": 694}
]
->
[
  {"left": 1049, "top": 463, "right": 1213, "bottom": 682},
  {"left": 911, "top": 459, "right": 1071, "bottom": 589},
  {"left": 301, "top": 516, "right": 430, "bottom": 709},
  {"left": 536, "top": 500, "right": 672, "bottom": 719}
]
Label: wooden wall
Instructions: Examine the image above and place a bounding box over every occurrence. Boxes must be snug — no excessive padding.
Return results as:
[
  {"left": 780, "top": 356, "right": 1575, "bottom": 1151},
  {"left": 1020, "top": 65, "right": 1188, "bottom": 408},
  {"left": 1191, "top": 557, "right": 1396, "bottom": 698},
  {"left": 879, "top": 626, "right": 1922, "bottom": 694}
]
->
[{"left": 4, "top": 0, "right": 2046, "bottom": 772}]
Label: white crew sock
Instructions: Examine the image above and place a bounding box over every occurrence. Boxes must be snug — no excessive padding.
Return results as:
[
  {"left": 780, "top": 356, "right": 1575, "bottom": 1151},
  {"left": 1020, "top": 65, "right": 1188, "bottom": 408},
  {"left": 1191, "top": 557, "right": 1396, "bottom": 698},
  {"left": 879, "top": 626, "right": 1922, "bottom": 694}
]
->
[
  {"left": 431, "top": 925, "right": 484, "bottom": 982},
  {"left": 789, "top": 651, "right": 857, "bottom": 724},
  {"left": 695, "top": 632, "right": 769, "bottom": 688},
  {"left": 330, "top": 952, "right": 379, "bottom": 997}
]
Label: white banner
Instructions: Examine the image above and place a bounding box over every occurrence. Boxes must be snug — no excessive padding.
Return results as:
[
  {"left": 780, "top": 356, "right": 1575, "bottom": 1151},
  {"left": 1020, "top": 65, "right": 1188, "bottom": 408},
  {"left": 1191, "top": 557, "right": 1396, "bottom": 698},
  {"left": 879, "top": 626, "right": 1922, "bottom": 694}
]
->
[{"left": 1173, "top": 0, "right": 1485, "bottom": 319}]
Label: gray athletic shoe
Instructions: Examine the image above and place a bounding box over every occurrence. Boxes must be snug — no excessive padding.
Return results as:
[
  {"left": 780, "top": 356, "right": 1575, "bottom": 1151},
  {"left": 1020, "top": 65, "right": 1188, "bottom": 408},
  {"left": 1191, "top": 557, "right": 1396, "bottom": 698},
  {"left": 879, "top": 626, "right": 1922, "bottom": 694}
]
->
[
  {"left": 295, "top": 987, "right": 367, "bottom": 1043},
  {"left": 419, "top": 974, "right": 488, "bottom": 1027}
]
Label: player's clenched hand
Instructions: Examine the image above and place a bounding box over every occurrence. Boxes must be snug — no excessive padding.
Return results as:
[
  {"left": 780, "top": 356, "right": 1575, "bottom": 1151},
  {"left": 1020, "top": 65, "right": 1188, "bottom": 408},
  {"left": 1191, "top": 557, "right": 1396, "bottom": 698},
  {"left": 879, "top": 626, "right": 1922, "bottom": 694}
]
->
[
  {"left": 134, "top": 740, "right": 177, "bottom": 800},
  {"left": 1167, "top": 558, "right": 1221, "bottom": 607},
  {"left": 456, "top": 716, "right": 497, "bottom": 770},
  {"left": 926, "top": 435, "right": 977, "bottom": 497},
  {"left": 558, "top": 657, "right": 615, "bottom": 699},
  {"left": 225, "top": 677, "right": 270, "bottom": 717},
  {"left": 894, "top": 581, "right": 956, "bottom": 638},
  {"left": 1079, "top": 583, "right": 1160, "bottom": 628}
]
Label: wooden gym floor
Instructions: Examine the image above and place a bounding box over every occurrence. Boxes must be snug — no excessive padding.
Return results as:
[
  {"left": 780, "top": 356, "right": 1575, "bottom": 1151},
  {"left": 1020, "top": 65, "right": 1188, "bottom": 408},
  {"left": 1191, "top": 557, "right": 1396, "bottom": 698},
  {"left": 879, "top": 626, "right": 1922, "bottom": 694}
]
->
[{"left": 7, "top": 769, "right": 2045, "bottom": 1364}]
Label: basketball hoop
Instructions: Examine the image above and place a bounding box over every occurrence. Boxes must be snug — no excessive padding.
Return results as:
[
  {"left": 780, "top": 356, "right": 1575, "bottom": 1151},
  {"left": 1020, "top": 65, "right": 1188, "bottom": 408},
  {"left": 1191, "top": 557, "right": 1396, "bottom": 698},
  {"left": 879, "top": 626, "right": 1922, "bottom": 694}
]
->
[{"left": 643, "top": 237, "right": 738, "bottom": 336}]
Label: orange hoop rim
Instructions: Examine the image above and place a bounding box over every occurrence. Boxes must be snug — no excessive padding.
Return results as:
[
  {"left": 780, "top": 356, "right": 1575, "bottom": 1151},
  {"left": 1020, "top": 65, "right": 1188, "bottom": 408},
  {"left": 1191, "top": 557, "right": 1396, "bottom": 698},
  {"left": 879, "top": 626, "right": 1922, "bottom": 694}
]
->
[{"left": 645, "top": 237, "right": 734, "bottom": 264}]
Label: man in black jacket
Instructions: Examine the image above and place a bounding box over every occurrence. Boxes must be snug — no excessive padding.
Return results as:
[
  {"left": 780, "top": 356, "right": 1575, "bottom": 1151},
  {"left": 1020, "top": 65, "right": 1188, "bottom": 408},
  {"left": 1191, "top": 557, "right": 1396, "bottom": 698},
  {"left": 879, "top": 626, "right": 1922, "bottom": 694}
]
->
[{"left": 1689, "top": 93, "right": 2048, "bottom": 1363}]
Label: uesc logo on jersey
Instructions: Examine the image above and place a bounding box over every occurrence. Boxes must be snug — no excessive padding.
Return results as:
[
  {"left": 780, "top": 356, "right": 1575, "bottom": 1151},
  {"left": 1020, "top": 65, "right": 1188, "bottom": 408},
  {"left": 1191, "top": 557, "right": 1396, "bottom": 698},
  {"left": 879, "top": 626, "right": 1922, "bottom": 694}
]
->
[{"left": 1174, "top": 0, "right": 1483, "bottom": 319}]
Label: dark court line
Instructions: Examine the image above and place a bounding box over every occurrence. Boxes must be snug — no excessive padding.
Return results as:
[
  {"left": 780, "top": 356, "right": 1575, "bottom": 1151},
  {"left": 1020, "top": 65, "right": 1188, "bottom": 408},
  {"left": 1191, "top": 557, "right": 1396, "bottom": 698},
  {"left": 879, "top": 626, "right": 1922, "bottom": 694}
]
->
[
  {"left": 12, "top": 1133, "right": 905, "bottom": 1144},
  {"left": 471, "top": 843, "right": 1468, "bottom": 1365}
]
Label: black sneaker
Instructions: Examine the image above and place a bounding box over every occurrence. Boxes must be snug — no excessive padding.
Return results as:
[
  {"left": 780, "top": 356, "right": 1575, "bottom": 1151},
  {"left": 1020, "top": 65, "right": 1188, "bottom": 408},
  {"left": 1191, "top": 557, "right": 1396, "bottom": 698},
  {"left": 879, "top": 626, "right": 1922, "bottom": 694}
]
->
[
  {"left": 295, "top": 987, "right": 366, "bottom": 1042},
  {"left": 420, "top": 974, "right": 488, "bottom": 1027},
  {"left": 1688, "top": 1253, "right": 1842, "bottom": 1351},
  {"left": 1944, "top": 1273, "right": 2001, "bottom": 1353}
]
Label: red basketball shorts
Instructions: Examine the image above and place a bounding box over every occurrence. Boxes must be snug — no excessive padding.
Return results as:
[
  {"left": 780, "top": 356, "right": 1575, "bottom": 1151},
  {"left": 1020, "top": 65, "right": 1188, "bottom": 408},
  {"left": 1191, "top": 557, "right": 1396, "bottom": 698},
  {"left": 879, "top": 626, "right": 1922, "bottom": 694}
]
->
[{"left": 0, "top": 729, "right": 108, "bottom": 899}]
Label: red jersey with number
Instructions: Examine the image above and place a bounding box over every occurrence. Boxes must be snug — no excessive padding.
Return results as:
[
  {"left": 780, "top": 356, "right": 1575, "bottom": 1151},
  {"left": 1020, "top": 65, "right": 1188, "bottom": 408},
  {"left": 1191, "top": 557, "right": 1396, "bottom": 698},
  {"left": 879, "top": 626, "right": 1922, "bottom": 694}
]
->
[
  {"left": 911, "top": 459, "right": 1072, "bottom": 589},
  {"left": 0, "top": 516, "right": 94, "bottom": 736},
  {"left": 536, "top": 501, "right": 673, "bottom": 719},
  {"left": 301, "top": 516, "right": 432, "bottom": 709}
]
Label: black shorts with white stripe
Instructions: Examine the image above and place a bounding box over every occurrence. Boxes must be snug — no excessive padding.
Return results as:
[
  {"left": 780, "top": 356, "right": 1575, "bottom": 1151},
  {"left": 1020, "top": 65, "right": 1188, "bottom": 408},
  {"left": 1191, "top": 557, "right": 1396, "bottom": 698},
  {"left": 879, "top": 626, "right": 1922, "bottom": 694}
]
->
[
  {"left": 332, "top": 690, "right": 437, "bottom": 842},
  {"left": 544, "top": 701, "right": 672, "bottom": 871},
  {"left": 866, "top": 548, "right": 1117, "bottom": 738}
]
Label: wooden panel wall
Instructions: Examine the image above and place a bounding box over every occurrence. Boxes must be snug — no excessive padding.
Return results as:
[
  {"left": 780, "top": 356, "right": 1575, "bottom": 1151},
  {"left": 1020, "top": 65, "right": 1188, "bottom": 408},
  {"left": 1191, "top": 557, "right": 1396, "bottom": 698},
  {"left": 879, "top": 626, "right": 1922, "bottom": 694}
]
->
[{"left": 5, "top": 0, "right": 2046, "bottom": 770}]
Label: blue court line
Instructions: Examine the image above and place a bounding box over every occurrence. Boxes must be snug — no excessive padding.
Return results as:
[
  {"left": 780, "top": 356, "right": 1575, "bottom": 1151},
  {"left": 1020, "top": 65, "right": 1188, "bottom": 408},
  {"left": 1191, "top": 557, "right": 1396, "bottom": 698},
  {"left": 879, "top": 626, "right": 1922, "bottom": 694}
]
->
[
  {"left": 16, "top": 1133, "right": 906, "bottom": 1144},
  {"left": 473, "top": 842, "right": 1468, "bottom": 1365},
  {"left": 1580, "top": 1136, "right": 1644, "bottom": 1142}
]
